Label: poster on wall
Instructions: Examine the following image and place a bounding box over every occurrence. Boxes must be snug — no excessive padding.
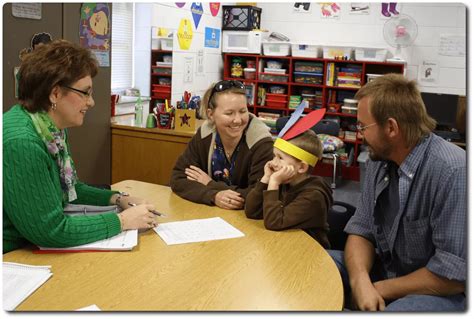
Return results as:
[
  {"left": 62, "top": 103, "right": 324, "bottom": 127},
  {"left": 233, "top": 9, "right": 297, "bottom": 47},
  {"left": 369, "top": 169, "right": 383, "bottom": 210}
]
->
[
  {"left": 204, "top": 27, "right": 220, "bottom": 48},
  {"left": 418, "top": 60, "right": 439, "bottom": 86},
  {"left": 178, "top": 18, "right": 193, "bottom": 50},
  {"left": 210, "top": 3, "right": 220, "bottom": 16},
  {"left": 196, "top": 50, "right": 205, "bottom": 76},
  {"left": 79, "top": 3, "right": 111, "bottom": 67},
  {"left": 350, "top": 3, "right": 370, "bottom": 14},
  {"left": 184, "top": 56, "right": 194, "bottom": 83},
  {"left": 380, "top": 2, "right": 400, "bottom": 18},
  {"left": 320, "top": 3, "right": 340, "bottom": 19},
  {"left": 191, "top": 3, "right": 204, "bottom": 29},
  {"left": 293, "top": 3, "right": 311, "bottom": 13},
  {"left": 12, "top": 3, "right": 41, "bottom": 19},
  {"left": 439, "top": 34, "right": 465, "bottom": 57}
]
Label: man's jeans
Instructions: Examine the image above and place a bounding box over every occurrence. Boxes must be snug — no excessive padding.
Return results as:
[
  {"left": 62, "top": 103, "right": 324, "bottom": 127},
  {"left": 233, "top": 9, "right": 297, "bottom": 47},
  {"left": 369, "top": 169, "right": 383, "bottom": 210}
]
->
[{"left": 327, "top": 250, "right": 466, "bottom": 311}]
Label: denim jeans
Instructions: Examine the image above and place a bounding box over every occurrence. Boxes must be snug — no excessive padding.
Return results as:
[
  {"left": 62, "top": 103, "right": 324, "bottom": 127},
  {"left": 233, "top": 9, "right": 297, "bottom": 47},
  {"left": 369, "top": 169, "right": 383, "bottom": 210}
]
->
[{"left": 327, "top": 249, "right": 466, "bottom": 312}]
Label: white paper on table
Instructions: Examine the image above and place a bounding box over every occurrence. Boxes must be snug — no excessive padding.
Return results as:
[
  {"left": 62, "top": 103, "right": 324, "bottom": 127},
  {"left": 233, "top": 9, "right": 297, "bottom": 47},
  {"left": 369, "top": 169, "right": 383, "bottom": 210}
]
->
[
  {"left": 38, "top": 230, "right": 138, "bottom": 251},
  {"left": 153, "top": 217, "right": 244, "bottom": 245},
  {"left": 76, "top": 304, "right": 101, "bottom": 311},
  {"left": 3, "top": 262, "right": 53, "bottom": 311}
]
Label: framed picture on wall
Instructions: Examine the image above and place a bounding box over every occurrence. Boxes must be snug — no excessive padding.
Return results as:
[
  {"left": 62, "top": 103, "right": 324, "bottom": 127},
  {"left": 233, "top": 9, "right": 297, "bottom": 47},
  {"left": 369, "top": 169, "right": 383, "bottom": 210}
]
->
[{"left": 14, "top": 67, "right": 20, "bottom": 99}]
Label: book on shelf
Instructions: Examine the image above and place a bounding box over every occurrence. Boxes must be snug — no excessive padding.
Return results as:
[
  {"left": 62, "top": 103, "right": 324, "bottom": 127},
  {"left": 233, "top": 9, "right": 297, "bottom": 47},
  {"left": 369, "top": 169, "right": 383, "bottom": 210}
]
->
[{"left": 3, "top": 262, "right": 53, "bottom": 311}]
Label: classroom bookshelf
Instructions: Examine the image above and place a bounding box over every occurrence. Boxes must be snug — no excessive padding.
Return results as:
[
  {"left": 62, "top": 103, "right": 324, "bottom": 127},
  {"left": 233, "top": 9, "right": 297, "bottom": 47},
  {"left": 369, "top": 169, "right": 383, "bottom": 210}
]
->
[
  {"left": 150, "top": 49, "right": 173, "bottom": 113},
  {"left": 223, "top": 53, "right": 404, "bottom": 181}
]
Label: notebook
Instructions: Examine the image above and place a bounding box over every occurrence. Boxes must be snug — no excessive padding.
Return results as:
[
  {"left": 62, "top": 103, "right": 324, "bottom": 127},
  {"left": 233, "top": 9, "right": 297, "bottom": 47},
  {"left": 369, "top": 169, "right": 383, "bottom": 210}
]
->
[
  {"left": 3, "top": 262, "right": 53, "bottom": 311},
  {"left": 37, "top": 230, "right": 138, "bottom": 252}
]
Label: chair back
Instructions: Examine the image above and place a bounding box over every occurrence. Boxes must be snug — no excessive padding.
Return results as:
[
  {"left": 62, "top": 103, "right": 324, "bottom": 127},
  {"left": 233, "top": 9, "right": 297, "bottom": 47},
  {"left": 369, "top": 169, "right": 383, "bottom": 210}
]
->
[
  {"left": 276, "top": 116, "right": 340, "bottom": 137},
  {"left": 327, "top": 201, "right": 356, "bottom": 250}
]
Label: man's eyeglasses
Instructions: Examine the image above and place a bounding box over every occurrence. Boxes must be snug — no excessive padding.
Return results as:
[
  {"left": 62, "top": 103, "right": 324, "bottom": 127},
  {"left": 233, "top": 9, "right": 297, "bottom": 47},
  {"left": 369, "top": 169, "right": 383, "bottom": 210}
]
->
[
  {"left": 356, "top": 122, "right": 377, "bottom": 132},
  {"left": 209, "top": 80, "right": 245, "bottom": 101},
  {"left": 63, "top": 86, "right": 93, "bottom": 100}
]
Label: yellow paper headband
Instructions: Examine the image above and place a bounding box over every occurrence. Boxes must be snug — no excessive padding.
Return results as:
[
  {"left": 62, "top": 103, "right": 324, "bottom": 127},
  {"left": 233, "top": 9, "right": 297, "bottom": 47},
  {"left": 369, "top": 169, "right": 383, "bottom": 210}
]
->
[{"left": 274, "top": 138, "right": 318, "bottom": 167}]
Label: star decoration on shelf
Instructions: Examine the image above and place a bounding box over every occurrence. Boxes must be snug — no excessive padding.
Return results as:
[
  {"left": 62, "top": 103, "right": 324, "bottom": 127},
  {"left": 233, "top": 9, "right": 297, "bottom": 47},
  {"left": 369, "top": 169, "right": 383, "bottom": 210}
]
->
[{"left": 180, "top": 113, "right": 191, "bottom": 127}]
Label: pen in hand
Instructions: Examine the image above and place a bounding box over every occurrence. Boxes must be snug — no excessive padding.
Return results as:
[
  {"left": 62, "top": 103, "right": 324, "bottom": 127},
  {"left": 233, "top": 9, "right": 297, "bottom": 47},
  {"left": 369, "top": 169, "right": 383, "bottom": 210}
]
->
[{"left": 128, "top": 202, "right": 166, "bottom": 217}]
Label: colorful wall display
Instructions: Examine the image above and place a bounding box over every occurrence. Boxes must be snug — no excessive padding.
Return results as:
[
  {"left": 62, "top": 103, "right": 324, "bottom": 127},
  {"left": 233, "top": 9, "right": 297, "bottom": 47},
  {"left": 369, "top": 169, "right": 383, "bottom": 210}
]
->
[
  {"left": 191, "top": 2, "right": 204, "bottom": 29},
  {"left": 210, "top": 3, "right": 220, "bottom": 16},
  {"left": 177, "top": 18, "right": 193, "bottom": 50},
  {"left": 204, "top": 27, "right": 220, "bottom": 48},
  {"left": 79, "top": 3, "right": 111, "bottom": 67}
]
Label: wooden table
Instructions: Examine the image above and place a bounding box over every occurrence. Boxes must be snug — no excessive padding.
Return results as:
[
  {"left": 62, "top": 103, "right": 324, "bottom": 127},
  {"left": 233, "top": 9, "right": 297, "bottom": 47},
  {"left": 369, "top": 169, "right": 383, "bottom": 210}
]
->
[{"left": 3, "top": 180, "right": 344, "bottom": 311}]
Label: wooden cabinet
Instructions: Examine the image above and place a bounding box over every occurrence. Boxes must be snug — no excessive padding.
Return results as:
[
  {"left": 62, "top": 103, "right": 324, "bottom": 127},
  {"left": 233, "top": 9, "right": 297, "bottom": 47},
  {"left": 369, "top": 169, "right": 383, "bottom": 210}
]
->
[
  {"left": 223, "top": 53, "right": 404, "bottom": 181},
  {"left": 111, "top": 124, "right": 193, "bottom": 186},
  {"left": 150, "top": 49, "right": 173, "bottom": 113}
]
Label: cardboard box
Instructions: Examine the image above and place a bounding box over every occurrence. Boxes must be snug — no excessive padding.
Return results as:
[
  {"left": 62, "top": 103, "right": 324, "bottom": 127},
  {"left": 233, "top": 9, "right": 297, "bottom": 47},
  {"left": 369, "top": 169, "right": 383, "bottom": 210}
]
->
[{"left": 174, "top": 109, "right": 197, "bottom": 132}]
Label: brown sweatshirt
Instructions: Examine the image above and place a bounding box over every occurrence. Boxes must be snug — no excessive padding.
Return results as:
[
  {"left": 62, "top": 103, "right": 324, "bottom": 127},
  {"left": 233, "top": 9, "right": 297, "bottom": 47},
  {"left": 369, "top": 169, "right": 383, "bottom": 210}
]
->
[
  {"left": 170, "top": 115, "right": 274, "bottom": 205},
  {"left": 245, "top": 176, "right": 333, "bottom": 248}
]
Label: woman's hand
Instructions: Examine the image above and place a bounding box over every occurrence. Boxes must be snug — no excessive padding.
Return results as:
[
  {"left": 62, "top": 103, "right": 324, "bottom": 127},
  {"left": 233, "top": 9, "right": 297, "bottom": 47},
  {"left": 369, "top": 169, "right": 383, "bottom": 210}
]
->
[
  {"left": 113, "top": 195, "right": 148, "bottom": 211},
  {"left": 185, "top": 165, "right": 212, "bottom": 185},
  {"left": 119, "top": 204, "right": 158, "bottom": 230},
  {"left": 214, "top": 190, "right": 245, "bottom": 210}
]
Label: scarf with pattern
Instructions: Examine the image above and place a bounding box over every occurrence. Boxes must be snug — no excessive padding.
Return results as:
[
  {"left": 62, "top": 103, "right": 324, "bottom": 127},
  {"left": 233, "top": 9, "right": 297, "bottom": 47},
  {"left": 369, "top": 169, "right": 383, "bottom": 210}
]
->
[{"left": 29, "top": 111, "right": 78, "bottom": 202}]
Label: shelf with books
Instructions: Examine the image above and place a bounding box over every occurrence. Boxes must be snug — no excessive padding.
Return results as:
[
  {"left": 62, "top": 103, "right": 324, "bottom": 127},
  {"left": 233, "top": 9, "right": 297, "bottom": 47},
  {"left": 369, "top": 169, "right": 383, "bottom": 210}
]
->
[
  {"left": 223, "top": 53, "right": 404, "bottom": 181},
  {"left": 150, "top": 49, "right": 173, "bottom": 113}
]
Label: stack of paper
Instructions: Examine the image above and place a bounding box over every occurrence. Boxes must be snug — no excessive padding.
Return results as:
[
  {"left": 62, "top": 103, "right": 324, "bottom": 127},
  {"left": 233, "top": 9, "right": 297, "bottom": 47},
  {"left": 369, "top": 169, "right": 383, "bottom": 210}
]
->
[
  {"left": 154, "top": 217, "right": 245, "bottom": 245},
  {"left": 37, "top": 230, "right": 138, "bottom": 252},
  {"left": 3, "top": 262, "right": 53, "bottom": 311}
]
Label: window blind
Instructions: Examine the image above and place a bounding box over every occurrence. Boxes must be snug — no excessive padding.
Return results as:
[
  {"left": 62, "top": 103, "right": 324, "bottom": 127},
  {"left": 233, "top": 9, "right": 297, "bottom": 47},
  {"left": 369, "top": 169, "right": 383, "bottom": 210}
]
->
[{"left": 111, "top": 3, "right": 134, "bottom": 91}]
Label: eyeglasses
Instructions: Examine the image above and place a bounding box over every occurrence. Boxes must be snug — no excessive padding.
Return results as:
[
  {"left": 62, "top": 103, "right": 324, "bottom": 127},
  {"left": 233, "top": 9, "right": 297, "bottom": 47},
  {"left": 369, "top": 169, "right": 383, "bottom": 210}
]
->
[
  {"left": 356, "top": 122, "right": 377, "bottom": 132},
  {"left": 209, "top": 80, "right": 245, "bottom": 102},
  {"left": 63, "top": 86, "right": 93, "bottom": 100}
]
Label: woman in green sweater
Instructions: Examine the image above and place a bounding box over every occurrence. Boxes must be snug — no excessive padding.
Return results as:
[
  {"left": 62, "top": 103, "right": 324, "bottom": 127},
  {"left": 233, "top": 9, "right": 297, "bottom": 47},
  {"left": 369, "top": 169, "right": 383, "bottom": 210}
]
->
[{"left": 3, "top": 40, "right": 158, "bottom": 253}]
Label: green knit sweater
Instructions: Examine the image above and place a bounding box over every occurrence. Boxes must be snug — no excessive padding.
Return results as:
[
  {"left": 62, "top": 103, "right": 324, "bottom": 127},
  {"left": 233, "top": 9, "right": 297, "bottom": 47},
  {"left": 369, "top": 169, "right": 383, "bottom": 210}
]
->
[{"left": 3, "top": 105, "right": 121, "bottom": 253}]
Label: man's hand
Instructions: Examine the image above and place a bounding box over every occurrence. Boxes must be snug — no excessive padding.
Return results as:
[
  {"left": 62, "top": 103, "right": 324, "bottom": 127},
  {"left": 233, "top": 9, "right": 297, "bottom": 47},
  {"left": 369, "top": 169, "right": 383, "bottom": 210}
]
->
[{"left": 351, "top": 276, "right": 386, "bottom": 311}]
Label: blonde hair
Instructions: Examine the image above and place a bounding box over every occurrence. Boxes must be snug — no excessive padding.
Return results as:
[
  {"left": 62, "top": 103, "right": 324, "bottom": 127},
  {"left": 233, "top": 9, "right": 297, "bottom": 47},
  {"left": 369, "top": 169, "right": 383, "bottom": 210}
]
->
[
  {"left": 287, "top": 130, "right": 323, "bottom": 172},
  {"left": 200, "top": 82, "right": 246, "bottom": 119},
  {"left": 355, "top": 73, "right": 436, "bottom": 147}
]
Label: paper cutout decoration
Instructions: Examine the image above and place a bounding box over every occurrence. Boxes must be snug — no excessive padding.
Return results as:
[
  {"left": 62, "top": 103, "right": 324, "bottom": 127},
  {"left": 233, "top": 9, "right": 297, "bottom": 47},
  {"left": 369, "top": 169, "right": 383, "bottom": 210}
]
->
[
  {"left": 210, "top": 3, "right": 220, "bottom": 16},
  {"left": 79, "top": 3, "right": 111, "bottom": 66},
  {"left": 278, "top": 100, "right": 307, "bottom": 138},
  {"left": 191, "top": 3, "right": 204, "bottom": 29},
  {"left": 281, "top": 108, "right": 326, "bottom": 141},
  {"left": 177, "top": 18, "right": 193, "bottom": 50},
  {"left": 175, "top": 3, "right": 186, "bottom": 8}
]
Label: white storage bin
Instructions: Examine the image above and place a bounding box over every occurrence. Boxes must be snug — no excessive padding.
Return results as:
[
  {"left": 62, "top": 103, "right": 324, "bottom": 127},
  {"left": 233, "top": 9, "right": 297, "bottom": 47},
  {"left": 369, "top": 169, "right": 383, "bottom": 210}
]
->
[
  {"left": 263, "top": 42, "right": 291, "bottom": 56},
  {"left": 160, "top": 38, "right": 173, "bottom": 51},
  {"left": 366, "top": 73, "right": 384, "bottom": 83},
  {"left": 323, "top": 46, "right": 353, "bottom": 59},
  {"left": 355, "top": 47, "right": 387, "bottom": 62},
  {"left": 291, "top": 43, "right": 321, "bottom": 58},
  {"left": 152, "top": 39, "right": 160, "bottom": 50}
]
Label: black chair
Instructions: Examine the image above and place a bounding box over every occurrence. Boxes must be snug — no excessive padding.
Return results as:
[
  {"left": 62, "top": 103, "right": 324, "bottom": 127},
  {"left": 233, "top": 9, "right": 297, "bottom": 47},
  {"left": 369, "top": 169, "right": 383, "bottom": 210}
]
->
[
  {"left": 276, "top": 116, "right": 343, "bottom": 188},
  {"left": 327, "top": 201, "right": 356, "bottom": 250}
]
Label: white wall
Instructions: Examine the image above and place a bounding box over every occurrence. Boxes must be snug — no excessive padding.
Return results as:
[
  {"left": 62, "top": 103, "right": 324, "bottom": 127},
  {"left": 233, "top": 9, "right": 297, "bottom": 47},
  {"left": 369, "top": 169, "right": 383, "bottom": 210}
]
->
[
  {"left": 134, "top": 2, "right": 223, "bottom": 106},
  {"left": 258, "top": 2, "right": 466, "bottom": 95}
]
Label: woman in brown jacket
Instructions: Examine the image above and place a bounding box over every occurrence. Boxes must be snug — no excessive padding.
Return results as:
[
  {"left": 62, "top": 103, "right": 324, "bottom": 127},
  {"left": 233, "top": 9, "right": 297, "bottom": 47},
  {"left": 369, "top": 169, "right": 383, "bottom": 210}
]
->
[{"left": 170, "top": 80, "right": 274, "bottom": 210}]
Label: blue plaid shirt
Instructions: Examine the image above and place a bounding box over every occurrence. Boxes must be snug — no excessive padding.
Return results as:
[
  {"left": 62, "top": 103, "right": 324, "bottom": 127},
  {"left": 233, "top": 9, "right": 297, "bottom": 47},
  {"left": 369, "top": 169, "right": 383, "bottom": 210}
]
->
[{"left": 345, "top": 134, "right": 466, "bottom": 282}]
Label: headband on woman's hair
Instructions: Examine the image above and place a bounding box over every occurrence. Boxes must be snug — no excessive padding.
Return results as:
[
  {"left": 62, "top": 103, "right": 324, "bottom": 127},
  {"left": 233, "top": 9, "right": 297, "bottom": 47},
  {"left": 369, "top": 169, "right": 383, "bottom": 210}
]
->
[{"left": 274, "top": 101, "right": 326, "bottom": 166}]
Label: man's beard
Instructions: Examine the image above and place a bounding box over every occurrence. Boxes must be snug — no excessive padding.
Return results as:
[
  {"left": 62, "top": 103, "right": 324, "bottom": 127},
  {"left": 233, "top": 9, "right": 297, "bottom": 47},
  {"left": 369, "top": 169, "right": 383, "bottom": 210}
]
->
[{"left": 363, "top": 137, "right": 391, "bottom": 162}]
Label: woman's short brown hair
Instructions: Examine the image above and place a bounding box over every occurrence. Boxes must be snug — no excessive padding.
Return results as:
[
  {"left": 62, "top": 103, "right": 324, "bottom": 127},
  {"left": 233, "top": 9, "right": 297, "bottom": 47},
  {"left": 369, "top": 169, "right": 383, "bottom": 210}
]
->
[
  {"left": 355, "top": 73, "right": 436, "bottom": 147},
  {"left": 18, "top": 39, "right": 98, "bottom": 113}
]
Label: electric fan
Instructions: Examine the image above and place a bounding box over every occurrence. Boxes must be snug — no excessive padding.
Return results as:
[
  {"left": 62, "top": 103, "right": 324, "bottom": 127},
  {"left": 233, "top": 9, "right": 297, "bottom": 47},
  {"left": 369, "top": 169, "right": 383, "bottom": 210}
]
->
[{"left": 383, "top": 14, "right": 418, "bottom": 63}]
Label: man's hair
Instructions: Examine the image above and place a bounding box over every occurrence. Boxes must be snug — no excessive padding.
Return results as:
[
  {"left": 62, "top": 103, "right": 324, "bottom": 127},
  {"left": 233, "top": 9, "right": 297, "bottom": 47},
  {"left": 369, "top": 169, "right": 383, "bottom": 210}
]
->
[
  {"left": 355, "top": 73, "right": 436, "bottom": 147},
  {"left": 18, "top": 39, "right": 98, "bottom": 113},
  {"left": 287, "top": 130, "right": 323, "bottom": 173}
]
